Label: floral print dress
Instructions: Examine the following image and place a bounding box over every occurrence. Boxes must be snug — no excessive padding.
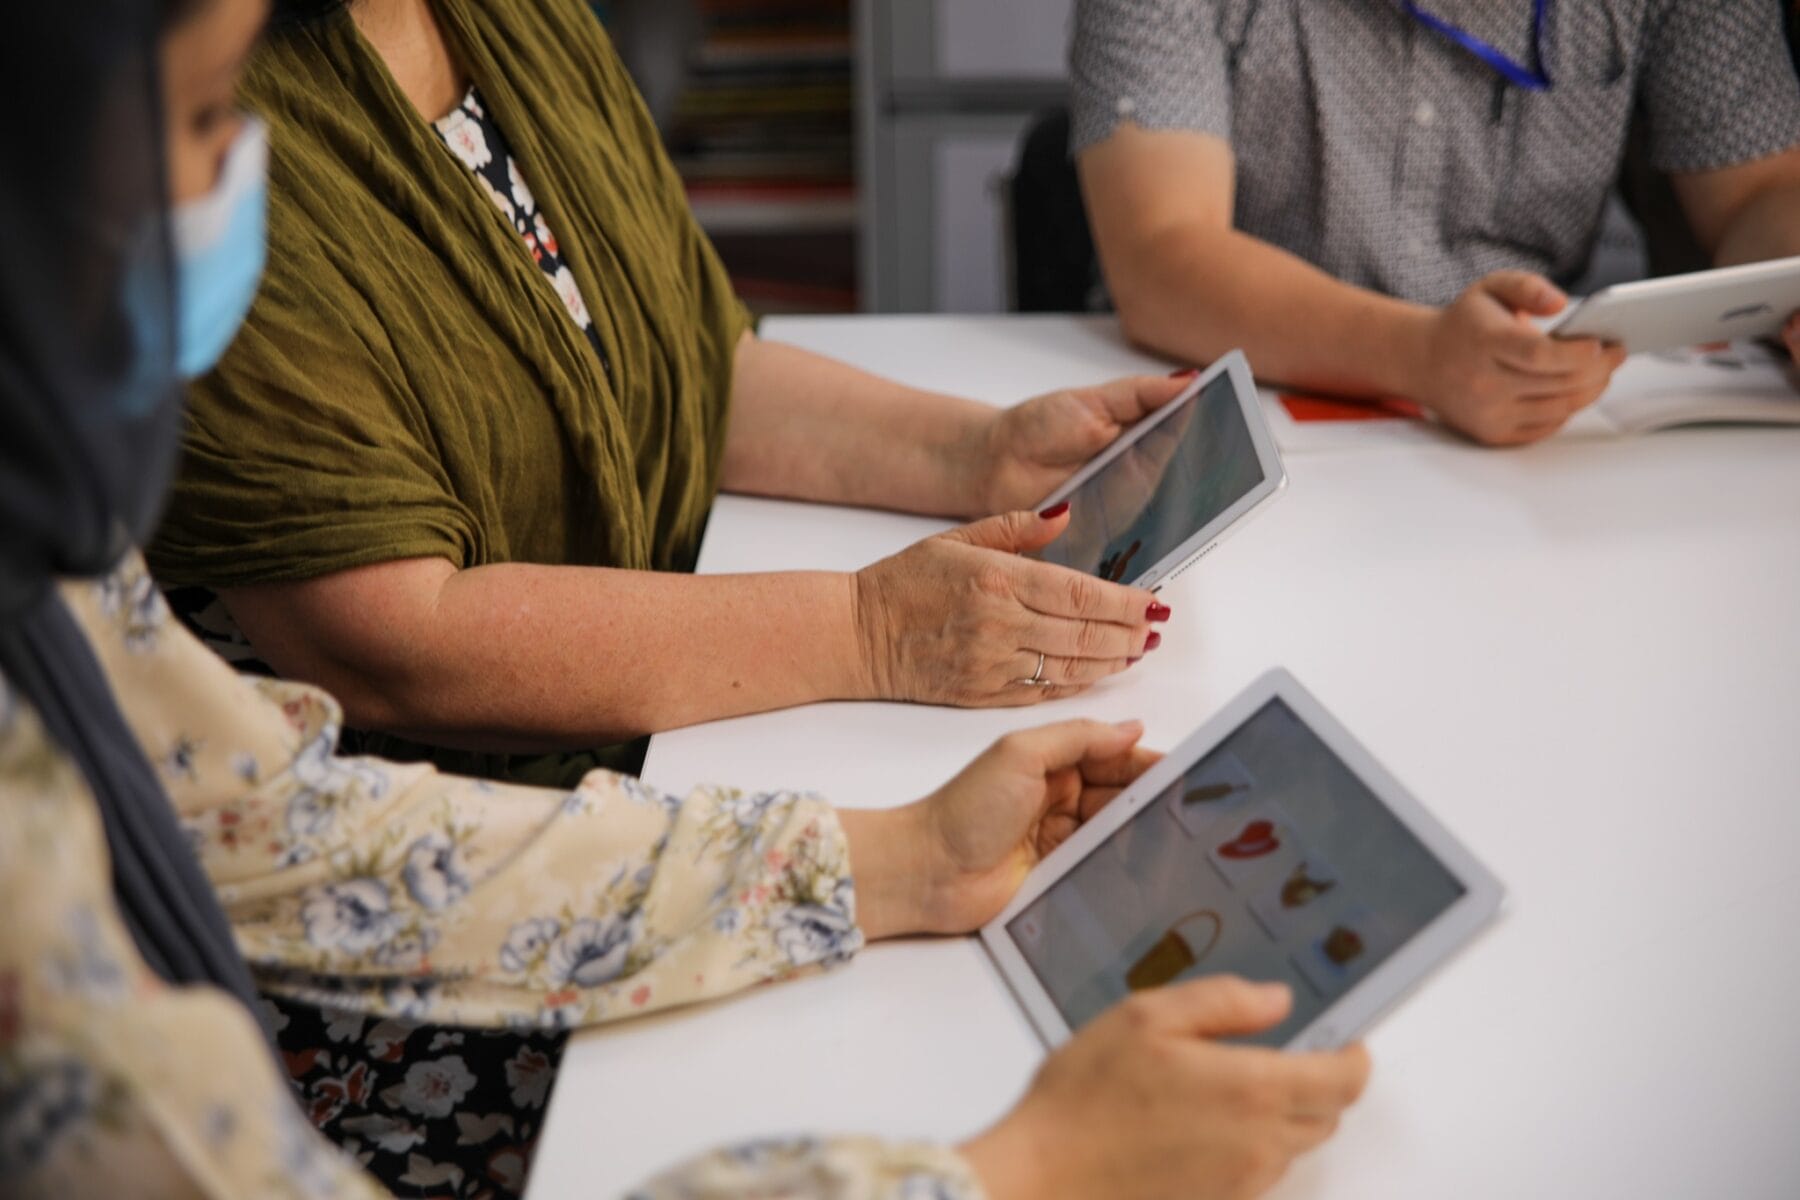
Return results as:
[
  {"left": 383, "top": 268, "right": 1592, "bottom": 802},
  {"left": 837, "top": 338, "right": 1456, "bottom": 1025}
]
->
[{"left": 0, "top": 551, "right": 983, "bottom": 1200}]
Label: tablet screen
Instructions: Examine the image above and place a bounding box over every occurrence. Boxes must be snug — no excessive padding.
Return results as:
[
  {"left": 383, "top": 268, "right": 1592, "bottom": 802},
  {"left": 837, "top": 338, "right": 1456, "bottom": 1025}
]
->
[
  {"left": 1028, "top": 372, "right": 1266, "bottom": 582},
  {"left": 1004, "top": 699, "right": 1466, "bottom": 1046}
]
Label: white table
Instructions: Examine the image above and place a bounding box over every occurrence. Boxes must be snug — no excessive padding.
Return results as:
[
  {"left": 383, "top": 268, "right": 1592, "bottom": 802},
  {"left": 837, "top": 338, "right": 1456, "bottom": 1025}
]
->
[{"left": 530, "top": 316, "right": 1800, "bottom": 1200}]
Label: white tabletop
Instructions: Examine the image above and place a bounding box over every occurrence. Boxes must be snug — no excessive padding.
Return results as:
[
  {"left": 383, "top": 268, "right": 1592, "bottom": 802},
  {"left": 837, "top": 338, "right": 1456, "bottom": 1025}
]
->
[{"left": 529, "top": 316, "right": 1800, "bottom": 1200}]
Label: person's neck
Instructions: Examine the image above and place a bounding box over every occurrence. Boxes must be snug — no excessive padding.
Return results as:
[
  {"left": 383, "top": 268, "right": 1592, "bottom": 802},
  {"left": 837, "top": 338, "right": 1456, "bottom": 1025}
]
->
[{"left": 350, "top": 0, "right": 467, "bottom": 121}]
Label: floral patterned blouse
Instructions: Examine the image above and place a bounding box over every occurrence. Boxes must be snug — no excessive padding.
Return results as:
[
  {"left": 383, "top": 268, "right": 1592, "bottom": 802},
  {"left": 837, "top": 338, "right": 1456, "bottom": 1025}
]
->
[
  {"left": 432, "top": 85, "right": 608, "bottom": 377},
  {"left": 0, "top": 551, "right": 983, "bottom": 1199}
]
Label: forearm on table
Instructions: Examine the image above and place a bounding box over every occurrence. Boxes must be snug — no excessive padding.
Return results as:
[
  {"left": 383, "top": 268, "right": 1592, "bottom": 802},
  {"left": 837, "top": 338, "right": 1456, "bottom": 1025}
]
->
[
  {"left": 1103, "top": 223, "right": 1433, "bottom": 400},
  {"left": 223, "top": 559, "right": 870, "bottom": 751},
  {"left": 720, "top": 332, "right": 997, "bottom": 516},
  {"left": 1711, "top": 178, "right": 1800, "bottom": 268},
  {"left": 837, "top": 805, "right": 934, "bottom": 942}
]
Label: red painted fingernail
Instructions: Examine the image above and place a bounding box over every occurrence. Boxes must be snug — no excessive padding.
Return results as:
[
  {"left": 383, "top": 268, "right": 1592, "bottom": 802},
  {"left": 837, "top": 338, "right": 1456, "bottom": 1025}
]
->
[
  {"left": 1144, "top": 631, "right": 1162, "bottom": 652},
  {"left": 1146, "top": 602, "right": 1172, "bottom": 622},
  {"left": 1038, "top": 500, "right": 1070, "bottom": 520},
  {"left": 1168, "top": 367, "right": 1200, "bottom": 379},
  {"left": 1127, "top": 656, "right": 1143, "bottom": 666}
]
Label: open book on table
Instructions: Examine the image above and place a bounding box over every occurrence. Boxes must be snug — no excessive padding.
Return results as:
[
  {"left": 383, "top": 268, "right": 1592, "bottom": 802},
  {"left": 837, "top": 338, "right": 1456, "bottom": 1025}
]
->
[
  {"left": 1573, "top": 340, "right": 1800, "bottom": 434},
  {"left": 1260, "top": 340, "right": 1800, "bottom": 453}
]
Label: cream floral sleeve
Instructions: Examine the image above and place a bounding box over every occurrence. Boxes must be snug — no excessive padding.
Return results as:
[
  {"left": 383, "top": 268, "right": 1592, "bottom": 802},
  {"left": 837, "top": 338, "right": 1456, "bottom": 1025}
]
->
[
  {"left": 58, "top": 553, "right": 863, "bottom": 1032},
  {"left": 0, "top": 686, "right": 384, "bottom": 1200},
  {"left": 1, "top": 555, "right": 993, "bottom": 1198},
  {"left": 632, "top": 1137, "right": 985, "bottom": 1200},
  {"left": 0, "top": 642, "right": 986, "bottom": 1199}
]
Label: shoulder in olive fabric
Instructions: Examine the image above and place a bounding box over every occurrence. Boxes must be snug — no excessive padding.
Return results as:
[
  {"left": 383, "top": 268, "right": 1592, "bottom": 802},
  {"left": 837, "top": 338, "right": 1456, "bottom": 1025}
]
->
[
  {"left": 147, "top": 0, "right": 747, "bottom": 782},
  {"left": 149, "top": 0, "right": 748, "bottom": 590}
]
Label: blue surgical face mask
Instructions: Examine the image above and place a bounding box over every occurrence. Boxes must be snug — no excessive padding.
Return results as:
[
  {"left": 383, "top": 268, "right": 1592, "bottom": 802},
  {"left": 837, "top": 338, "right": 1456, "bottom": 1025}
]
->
[{"left": 169, "top": 115, "right": 268, "bottom": 379}]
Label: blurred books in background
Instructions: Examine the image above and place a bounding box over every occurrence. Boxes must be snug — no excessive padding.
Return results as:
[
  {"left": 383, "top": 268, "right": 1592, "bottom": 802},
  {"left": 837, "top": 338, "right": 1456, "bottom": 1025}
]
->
[{"left": 658, "top": 0, "right": 858, "bottom": 314}]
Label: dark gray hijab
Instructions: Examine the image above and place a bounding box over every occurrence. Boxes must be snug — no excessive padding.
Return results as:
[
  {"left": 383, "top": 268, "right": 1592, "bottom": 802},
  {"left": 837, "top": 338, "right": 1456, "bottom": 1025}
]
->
[{"left": 0, "top": 0, "right": 264, "bottom": 1020}]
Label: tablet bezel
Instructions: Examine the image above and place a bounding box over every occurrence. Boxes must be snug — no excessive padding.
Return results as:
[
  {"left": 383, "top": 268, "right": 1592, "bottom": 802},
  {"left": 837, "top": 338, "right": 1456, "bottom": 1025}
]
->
[
  {"left": 1031, "top": 350, "right": 1287, "bottom": 591},
  {"left": 979, "top": 668, "right": 1505, "bottom": 1052},
  {"left": 1547, "top": 254, "right": 1800, "bottom": 356}
]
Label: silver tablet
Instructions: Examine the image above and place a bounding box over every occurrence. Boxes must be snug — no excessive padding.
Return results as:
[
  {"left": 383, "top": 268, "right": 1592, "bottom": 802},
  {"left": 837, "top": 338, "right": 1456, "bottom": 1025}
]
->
[
  {"left": 1546, "top": 254, "right": 1800, "bottom": 356},
  {"left": 980, "top": 669, "right": 1503, "bottom": 1052},
  {"left": 1025, "top": 350, "right": 1286, "bottom": 590}
]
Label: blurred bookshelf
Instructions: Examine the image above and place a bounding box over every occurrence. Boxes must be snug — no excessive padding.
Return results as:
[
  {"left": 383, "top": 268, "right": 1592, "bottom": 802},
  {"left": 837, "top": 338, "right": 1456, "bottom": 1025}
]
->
[{"left": 603, "top": 0, "right": 859, "bottom": 315}]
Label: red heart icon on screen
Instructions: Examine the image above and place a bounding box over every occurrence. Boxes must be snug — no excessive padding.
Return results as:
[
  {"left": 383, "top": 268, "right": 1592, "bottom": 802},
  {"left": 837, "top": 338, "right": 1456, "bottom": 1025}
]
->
[{"left": 1218, "top": 819, "right": 1280, "bottom": 860}]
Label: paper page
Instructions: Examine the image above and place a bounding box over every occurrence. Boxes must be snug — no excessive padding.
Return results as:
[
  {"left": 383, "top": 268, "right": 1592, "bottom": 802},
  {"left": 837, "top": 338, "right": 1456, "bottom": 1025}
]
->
[
  {"left": 1593, "top": 341, "right": 1800, "bottom": 434},
  {"left": 1258, "top": 341, "right": 1798, "bottom": 452}
]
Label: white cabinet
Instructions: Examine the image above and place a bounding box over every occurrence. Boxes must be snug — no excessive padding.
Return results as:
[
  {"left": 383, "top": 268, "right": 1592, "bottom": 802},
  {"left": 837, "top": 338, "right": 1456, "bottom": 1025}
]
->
[
  {"left": 880, "top": 0, "right": 1074, "bottom": 83},
  {"left": 936, "top": 1, "right": 1077, "bottom": 80},
  {"left": 858, "top": 0, "right": 1074, "bottom": 312}
]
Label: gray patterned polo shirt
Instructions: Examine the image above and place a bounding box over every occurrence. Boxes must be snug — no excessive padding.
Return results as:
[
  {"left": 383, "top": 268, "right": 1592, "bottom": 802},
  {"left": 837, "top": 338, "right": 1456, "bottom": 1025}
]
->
[{"left": 1071, "top": 0, "right": 1800, "bottom": 305}]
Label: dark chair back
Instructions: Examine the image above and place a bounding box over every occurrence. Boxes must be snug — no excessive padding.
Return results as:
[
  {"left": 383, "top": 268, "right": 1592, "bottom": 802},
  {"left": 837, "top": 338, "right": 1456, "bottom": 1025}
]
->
[{"left": 1006, "top": 106, "right": 1104, "bottom": 312}]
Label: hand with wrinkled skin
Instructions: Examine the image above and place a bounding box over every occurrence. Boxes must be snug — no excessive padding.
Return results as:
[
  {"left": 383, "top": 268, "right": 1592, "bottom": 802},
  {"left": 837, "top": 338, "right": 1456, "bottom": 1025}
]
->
[
  {"left": 976, "top": 375, "right": 1195, "bottom": 514},
  {"left": 850, "top": 509, "right": 1163, "bottom": 706}
]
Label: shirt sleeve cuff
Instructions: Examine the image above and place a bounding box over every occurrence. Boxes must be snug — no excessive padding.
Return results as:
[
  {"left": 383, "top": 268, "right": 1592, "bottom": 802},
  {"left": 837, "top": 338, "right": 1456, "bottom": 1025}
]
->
[
  {"left": 627, "top": 1135, "right": 986, "bottom": 1200},
  {"left": 1651, "top": 126, "right": 1800, "bottom": 176}
]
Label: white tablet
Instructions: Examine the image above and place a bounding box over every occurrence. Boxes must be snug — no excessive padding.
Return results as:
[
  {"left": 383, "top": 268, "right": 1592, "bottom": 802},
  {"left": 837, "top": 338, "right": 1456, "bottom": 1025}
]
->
[
  {"left": 981, "top": 669, "right": 1503, "bottom": 1052},
  {"left": 1025, "top": 350, "right": 1285, "bottom": 590},
  {"left": 1545, "top": 254, "right": 1800, "bottom": 356}
]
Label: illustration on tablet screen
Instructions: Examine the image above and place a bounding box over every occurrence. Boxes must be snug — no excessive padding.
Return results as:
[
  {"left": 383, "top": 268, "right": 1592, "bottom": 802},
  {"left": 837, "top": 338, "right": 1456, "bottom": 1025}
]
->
[
  {"left": 1002, "top": 696, "right": 1476, "bottom": 1044},
  {"left": 1168, "top": 750, "right": 1256, "bottom": 840},
  {"left": 1185, "top": 780, "right": 1248, "bottom": 805},
  {"left": 1322, "top": 927, "right": 1364, "bottom": 966},
  {"left": 1207, "top": 804, "right": 1298, "bottom": 887},
  {"left": 1248, "top": 851, "right": 1338, "bottom": 940},
  {"left": 1281, "top": 862, "right": 1337, "bottom": 909},
  {"left": 1125, "top": 909, "right": 1223, "bottom": 991},
  {"left": 1218, "top": 818, "right": 1281, "bottom": 860},
  {"left": 1099, "top": 539, "right": 1142, "bottom": 582},
  {"left": 1295, "top": 905, "right": 1394, "bottom": 996}
]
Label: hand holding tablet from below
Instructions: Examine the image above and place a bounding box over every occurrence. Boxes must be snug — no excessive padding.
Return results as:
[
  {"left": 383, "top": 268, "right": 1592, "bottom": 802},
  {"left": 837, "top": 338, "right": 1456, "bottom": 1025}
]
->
[
  {"left": 1409, "top": 270, "right": 1627, "bottom": 446},
  {"left": 839, "top": 718, "right": 1159, "bottom": 940},
  {"left": 961, "top": 978, "right": 1372, "bottom": 1200},
  {"left": 971, "top": 374, "right": 1196, "bottom": 514},
  {"left": 839, "top": 721, "right": 1370, "bottom": 1194},
  {"left": 849, "top": 508, "right": 1165, "bottom": 706}
]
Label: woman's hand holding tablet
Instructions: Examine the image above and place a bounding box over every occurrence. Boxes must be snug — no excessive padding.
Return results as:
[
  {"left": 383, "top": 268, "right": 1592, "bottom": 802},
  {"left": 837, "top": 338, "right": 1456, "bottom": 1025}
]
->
[
  {"left": 829, "top": 351, "right": 1282, "bottom": 709},
  {"left": 837, "top": 718, "right": 1160, "bottom": 940},
  {"left": 981, "top": 670, "right": 1503, "bottom": 1054},
  {"left": 848, "top": 508, "right": 1168, "bottom": 706},
  {"left": 973, "top": 373, "right": 1201, "bottom": 514},
  {"left": 833, "top": 697, "right": 1379, "bottom": 1200},
  {"left": 959, "top": 976, "right": 1371, "bottom": 1200},
  {"left": 841, "top": 718, "right": 1159, "bottom": 938},
  {"left": 1025, "top": 351, "right": 1288, "bottom": 590}
]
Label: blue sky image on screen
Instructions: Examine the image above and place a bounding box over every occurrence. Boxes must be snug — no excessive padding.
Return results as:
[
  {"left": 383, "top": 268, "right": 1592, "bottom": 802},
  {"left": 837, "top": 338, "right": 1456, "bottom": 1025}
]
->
[
  {"left": 1005, "top": 700, "right": 1466, "bottom": 1047},
  {"left": 1028, "top": 373, "right": 1264, "bottom": 581}
]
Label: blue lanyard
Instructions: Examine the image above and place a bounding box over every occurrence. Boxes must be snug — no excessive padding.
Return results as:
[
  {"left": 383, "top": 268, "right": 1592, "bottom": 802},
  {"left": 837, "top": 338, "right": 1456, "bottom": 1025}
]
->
[{"left": 1403, "top": 0, "right": 1553, "bottom": 92}]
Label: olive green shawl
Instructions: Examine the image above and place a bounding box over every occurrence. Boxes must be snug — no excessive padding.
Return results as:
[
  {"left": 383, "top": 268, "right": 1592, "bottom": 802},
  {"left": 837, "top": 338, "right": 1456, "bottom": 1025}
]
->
[{"left": 149, "top": 0, "right": 748, "bottom": 784}]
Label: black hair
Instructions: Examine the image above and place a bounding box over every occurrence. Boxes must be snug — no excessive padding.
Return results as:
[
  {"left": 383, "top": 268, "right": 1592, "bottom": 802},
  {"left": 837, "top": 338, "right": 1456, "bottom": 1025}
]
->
[
  {"left": 269, "top": 0, "right": 347, "bottom": 30},
  {"left": 162, "top": 0, "right": 326, "bottom": 32},
  {"left": 160, "top": 0, "right": 213, "bottom": 28}
]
